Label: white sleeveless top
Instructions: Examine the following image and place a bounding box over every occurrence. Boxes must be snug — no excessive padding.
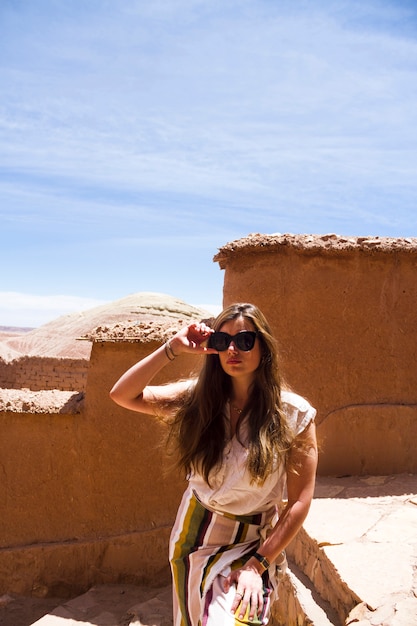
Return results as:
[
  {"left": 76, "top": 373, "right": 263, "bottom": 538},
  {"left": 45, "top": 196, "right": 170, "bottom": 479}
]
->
[{"left": 188, "top": 390, "right": 316, "bottom": 516}]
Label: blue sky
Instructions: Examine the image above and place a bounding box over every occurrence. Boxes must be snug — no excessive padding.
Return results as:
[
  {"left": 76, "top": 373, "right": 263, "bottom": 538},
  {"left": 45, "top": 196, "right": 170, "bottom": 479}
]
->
[{"left": 1, "top": 0, "right": 417, "bottom": 327}]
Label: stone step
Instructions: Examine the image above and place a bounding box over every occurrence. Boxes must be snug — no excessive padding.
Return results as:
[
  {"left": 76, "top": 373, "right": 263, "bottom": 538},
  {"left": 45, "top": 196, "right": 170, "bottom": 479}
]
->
[
  {"left": 272, "top": 561, "right": 341, "bottom": 626},
  {"left": 288, "top": 525, "right": 361, "bottom": 624},
  {"left": 298, "top": 475, "right": 417, "bottom": 626}
]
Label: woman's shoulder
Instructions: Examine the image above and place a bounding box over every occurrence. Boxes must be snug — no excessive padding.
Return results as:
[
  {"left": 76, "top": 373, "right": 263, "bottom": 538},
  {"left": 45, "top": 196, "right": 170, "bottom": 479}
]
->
[
  {"left": 281, "top": 389, "right": 316, "bottom": 435},
  {"left": 281, "top": 390, "right": 314, "bottom": 413}
]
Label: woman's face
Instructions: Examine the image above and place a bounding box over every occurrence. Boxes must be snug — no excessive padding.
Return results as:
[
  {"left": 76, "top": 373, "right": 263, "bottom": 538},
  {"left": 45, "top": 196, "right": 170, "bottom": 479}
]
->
[{"left": 217, "top": 316, "right": 262, "bottom": 383}]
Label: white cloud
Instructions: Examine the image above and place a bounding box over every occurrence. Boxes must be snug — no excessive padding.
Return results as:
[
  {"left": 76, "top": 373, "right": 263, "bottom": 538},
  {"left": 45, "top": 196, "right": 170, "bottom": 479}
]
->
[
  {"left": 1, "top": 0, "right": 417, "bottom": 314},
  {"left": 193, "top": 304, "right": 222, "bottom": 318},
  {"left": 0, "top": 292, "right": 108, "bottom": 328}
]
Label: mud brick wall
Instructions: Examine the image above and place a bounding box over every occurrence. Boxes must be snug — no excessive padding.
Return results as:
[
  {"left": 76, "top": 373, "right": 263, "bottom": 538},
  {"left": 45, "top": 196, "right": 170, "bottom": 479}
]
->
[{"left": 0, "top": 356, "right": 88, "bottom": 391}]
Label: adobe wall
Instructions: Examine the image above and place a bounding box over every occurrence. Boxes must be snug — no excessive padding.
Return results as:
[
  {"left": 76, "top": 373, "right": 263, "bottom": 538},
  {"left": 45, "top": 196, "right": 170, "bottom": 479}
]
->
[
  {"left": 0, "top": 331, "right": 203, "bottom": 597},
  {"left": 215, "top": 233, "right": 417, "bottom": 476},
  {"left": 0, "top": 356, "right": 88, "bottom": 391}
]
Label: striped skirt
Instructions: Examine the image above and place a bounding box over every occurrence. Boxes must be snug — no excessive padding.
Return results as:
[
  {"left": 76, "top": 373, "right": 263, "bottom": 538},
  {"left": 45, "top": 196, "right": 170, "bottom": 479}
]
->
[{"left": 169, "top": 487, "right": 283, "bottom": 626}]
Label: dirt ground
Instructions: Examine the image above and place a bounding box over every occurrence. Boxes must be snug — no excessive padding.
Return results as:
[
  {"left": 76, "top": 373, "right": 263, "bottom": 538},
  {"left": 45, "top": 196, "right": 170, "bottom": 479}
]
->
[
  {"left": 0, "top": 584, "right": 173, "bottom": 626},
  {"left": 0, "top": 593, "right": 64, "bottom": 626}
]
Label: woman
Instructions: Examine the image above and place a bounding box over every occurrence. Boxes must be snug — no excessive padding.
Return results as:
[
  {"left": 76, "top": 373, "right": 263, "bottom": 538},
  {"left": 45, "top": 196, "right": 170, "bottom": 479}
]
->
[{"left": 110, "top": 303, "right": 317, "bottom": 626}]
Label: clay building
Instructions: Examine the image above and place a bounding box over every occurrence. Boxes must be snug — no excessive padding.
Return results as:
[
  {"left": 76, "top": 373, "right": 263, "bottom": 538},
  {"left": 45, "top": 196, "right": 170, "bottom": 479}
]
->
[{"left": 214, "top": 233, "right": 417, "bottom": 476}]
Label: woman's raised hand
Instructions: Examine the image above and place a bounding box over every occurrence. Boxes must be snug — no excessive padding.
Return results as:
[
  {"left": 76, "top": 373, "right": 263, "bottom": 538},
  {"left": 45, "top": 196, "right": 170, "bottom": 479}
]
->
[
  {"left": 169, "top": 322, "right": 218, "bottom": 356},
  {"left": 110, "top": 321, "right": 217, "bottom": 412}
]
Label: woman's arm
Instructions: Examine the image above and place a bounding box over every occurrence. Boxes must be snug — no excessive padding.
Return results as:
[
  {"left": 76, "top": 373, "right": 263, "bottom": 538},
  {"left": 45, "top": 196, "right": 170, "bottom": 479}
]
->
[
  {"left": 225, "top": 421, "right": 318, "bottom": 620},
  {"left": 258, "top": 421, "right": 318, "bottom": 560},
  {"left": 109, "top": 321, "right": 216, "bottom": 416}
]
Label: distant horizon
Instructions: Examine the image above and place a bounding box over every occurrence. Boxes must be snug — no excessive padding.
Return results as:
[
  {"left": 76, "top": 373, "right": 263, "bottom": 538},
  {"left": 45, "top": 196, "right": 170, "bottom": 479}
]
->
[
  {"left": 0, "top": 292, "right": 222, "bottom": 329},
  {"left": 0, "top": 325, "right": 35, "bottom": 333}
]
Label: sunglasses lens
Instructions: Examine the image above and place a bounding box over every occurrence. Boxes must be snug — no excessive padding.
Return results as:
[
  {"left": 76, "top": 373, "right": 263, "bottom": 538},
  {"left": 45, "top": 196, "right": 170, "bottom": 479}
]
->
[
  {"left": 209, "top": 332, "right": 229, "bottom": 351},
  {"left": 236, "top": 332, "right": 256, "bottom": 351},
  {"left": 209, "top": 331, "right": 257, "bottom": 351}
]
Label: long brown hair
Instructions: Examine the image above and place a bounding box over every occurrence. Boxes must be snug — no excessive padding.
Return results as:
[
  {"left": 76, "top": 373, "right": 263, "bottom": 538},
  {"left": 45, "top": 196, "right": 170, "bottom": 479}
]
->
[{"left": 169, "top": 303, "right": 292, "bottom": 485}]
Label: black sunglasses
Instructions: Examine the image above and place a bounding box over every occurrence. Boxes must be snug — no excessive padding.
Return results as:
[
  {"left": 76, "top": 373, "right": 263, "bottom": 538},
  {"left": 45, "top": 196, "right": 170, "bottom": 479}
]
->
[{"left": 208, "top": 330, "right": 258, "bottom": 352}]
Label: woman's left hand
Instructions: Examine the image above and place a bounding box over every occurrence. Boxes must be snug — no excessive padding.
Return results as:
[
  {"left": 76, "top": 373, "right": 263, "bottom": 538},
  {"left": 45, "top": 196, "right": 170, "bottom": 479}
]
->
[{"left": 223, "top": 566, "right": 264, "bottom": 621}]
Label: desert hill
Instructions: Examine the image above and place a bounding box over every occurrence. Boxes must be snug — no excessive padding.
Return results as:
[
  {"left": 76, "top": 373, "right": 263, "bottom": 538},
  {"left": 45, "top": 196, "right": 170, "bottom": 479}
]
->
[{"left": 0, "top": 292, "right": 211, "bottom": 362}]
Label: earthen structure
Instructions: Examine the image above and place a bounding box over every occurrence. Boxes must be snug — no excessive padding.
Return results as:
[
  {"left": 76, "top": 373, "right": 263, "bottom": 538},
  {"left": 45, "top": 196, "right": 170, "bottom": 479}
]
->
[
  {"left": 0, "top": 295, "right": 210, "bottom": 598},
  {"left": 215, "top": 233, "right": 417, "bottom": 475}
]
